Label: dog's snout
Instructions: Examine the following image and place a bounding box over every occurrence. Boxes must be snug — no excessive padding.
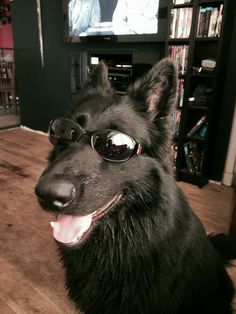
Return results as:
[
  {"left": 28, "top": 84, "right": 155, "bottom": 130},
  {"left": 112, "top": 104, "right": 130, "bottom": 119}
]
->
[{"left": 35, "top": 177, "right": 76, "bottom": 209}]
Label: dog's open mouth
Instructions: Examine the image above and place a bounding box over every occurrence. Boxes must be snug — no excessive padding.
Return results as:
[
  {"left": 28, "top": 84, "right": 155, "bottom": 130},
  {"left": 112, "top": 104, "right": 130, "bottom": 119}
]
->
[{"left": 50, "top": 193, "right": 122, "bottom": 247}]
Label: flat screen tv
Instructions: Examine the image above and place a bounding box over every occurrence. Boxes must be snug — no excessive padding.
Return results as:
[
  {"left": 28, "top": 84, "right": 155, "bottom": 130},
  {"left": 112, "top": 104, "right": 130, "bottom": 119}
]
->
[{"left": 63, "top": 0, "right": 161, "bottom": 43}]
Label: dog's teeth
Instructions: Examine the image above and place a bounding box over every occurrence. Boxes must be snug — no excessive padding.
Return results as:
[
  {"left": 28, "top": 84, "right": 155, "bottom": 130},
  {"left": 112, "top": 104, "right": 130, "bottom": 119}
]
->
[
  {"left": 72, "top": 237, "right": 77, "bottom": 243},
  {"left": 50, "top": 221, "right": 55, "bottom": 229},
  {"left": 72, "top": 236, "right": 80, "bottom": 243},
  {"left": 50, "top": 221, "right": 60, "bottom": 233}
]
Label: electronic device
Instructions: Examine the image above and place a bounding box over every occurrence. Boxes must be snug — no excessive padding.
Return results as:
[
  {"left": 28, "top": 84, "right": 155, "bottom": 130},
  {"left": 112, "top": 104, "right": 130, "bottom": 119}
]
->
[
  {"left": 63, "top": 0, "right": 162, "bottom": 43},
  {"left": 201, "top": 58, "right": 216, "bottom": 69},
  {"left": 89, "top": 53, "right": 133, "bottom": 93}
]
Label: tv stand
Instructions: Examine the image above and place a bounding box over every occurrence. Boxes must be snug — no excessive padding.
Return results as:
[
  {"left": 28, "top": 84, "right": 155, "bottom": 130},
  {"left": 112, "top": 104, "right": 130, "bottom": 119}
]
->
[
  {"left": 89, "top": 53, "right": 154, "bottom": 94},
  {"left": 89, "top": 53, "right": 133, "bottom": 94},
  {"left": 70, "top": 48, "right": 162, "bottom": 99}
]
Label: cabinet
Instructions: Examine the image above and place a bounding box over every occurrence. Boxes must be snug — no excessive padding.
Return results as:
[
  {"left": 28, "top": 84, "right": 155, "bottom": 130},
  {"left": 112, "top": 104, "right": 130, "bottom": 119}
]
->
[
  {"left": 0, "top": 48, "right": 20, "bottom": 129},
  {"left": 89, "top": 53, "right": 133, "bottom": 95},
  {"left": 167, "top": 0, "right": 235, "bottom": 187}
]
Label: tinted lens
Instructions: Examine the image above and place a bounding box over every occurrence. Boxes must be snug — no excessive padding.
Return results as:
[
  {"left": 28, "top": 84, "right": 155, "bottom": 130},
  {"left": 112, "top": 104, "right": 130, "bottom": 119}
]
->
[
  {"left": 91, "top": 130, "right": 136, "bottom": 161},
  {"left": 49, "top": 118, "right": 83, "bottom": 146}
]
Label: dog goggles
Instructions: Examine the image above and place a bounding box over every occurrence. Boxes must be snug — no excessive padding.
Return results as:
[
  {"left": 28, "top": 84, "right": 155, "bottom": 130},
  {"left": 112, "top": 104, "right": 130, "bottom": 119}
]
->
[{"left": 48, "top": 118, "right": 143, "bottom": 162}]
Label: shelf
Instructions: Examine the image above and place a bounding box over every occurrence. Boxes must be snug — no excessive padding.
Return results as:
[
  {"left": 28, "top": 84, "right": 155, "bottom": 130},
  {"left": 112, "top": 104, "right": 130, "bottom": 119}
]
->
[
  {"left": 191, "top": 72, "right": 215, "bottom": 78},
  {"left": 172, "top": 3, "right": 193, "bottom": 9},
  {"left": 199, "top": 0, "right": 223, "bottom": 4},
  {"left": 177, "top": 168, "right": 208, "bottom": 188},
  {"left": 195, "top": 37, "right": 220, "bottom": 42},
  {"left": 178, "top": 73, "right": 186, "bottom": 78},
  {"left": 108, "top": 73, "right": 130, "bottom": 78},
  {"left": 0, "top": 88, "right": 15, "bottom": 91},
  {"left": 0, "top": 103, "right": 16, "bottom": 108},
  {"left": 167, "top": 0, "right": 233, "bottom": 187},
  {"left": 192, "top": 135, "right": 206, "bottom": 141},
  {"left": 108, "top": 66, "right": 132, "bottom": 72},
  {"left": 187, "top": 104, "right": 210, "bottom": 111},
  {"left": 168, "top": 38, "right": 190, "bottom": 43},
  {"left": 186, "top": 135, "right": 206, "bottom": 142},
  {"left": 0, "top": 122, "right": 21, "bottom": 131}
]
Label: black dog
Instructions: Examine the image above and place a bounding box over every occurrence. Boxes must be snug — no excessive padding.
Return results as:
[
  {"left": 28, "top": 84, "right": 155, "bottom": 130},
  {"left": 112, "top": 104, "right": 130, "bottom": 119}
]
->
[{"left": 35, "top": 58, "right": 236, "bottom": 314}]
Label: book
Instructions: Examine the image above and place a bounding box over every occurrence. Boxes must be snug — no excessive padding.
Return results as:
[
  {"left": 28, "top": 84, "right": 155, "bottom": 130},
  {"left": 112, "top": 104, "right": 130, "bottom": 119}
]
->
[
  {"left": 203, "top": 8, "right": 212, "bottom": 37},
  {"left": 184, "top": 142, "right": 196, "bottom": 174},
  {"left": 174, "top": 0, "right": 192, "bottom": 4},
  {"left": 197, "top": 5, "right": 223, "bottom": 38},
  {"left": 178, "top": 78, "right": 184, "bottom": 107},
  {"left": 208, "top": 7, "right": 218, "bottom": 37},
  {"left": 7, "top": 67, "right": 13, "bottom": 79},
  {"left": 215, "top": 4, "right": 223, "bottom": 36},
  {"left": 187, "top": 115, "right": 207, "bottom": 138},
  {"left": 198, "top": 122, "right": 208, "bottom": 138},
  {"left": 169, "top": 45, "right": 189, "bottom": 74},
  {"left": 171, "top": 109, "right": 182, "bottom": 137},
  {"left": 184, "top": 141, "right": 203, "bottom": 174},
  {"left": 169, "top": 8, "right": 192, "bottom": 39}
]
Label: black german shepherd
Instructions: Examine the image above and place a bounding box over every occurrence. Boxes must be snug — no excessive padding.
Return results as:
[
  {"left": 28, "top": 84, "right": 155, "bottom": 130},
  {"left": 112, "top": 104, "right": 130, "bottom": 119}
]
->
[{"left": 35, "top": 58, "right": 236, "bottom": 314}]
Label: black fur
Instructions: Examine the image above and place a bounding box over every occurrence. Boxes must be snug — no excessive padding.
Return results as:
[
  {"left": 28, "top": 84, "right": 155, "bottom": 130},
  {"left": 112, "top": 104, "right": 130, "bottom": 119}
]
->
[{"left": 35, "top": 58, "right": 236, "bottom": 314}]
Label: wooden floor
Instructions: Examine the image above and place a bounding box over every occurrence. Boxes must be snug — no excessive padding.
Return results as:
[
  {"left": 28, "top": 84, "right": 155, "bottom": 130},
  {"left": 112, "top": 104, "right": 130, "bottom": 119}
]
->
[{"left": 0, "top": 127, "right": 235, "bottom": 314}]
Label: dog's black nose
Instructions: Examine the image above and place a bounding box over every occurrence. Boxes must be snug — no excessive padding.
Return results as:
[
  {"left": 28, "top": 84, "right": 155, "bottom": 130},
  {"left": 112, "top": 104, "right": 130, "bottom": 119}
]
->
[{"left": 35, "top": 177, "right": 76, "bottom": 209}]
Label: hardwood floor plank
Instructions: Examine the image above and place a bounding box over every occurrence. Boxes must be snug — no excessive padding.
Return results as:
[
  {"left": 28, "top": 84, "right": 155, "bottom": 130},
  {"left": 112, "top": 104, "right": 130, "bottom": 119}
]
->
[
  {"left": 177, "top": 181, "right": 233, "bottom": 234},
  {"left": 0, "top": 262, "right": 77, "bottom": 314},
  {"left": 0, "top": 298, "right": 16, "bottom": 314}
]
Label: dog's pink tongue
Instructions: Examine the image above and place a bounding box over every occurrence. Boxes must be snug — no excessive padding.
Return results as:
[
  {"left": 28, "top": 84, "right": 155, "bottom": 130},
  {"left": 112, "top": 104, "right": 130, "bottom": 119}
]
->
[{"left": 51, "top": 214, "right": 93, "bottom": 244}]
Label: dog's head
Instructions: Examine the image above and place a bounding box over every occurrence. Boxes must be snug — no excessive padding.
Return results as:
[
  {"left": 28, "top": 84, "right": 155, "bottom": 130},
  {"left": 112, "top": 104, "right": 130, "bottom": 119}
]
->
[{"left": 35, "top": 58, "right": 177, "bottom": 248}]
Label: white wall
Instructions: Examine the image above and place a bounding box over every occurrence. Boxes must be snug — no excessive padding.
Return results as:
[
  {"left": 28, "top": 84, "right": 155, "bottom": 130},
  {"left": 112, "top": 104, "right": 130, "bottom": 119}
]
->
[{"left": 223, "top": 101, "right": 236, "bottom": 186}]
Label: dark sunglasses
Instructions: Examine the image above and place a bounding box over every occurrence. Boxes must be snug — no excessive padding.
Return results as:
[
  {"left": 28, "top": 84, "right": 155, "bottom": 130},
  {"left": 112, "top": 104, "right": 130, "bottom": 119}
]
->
[{"left": 48, "top": 118, "right": 143, "bottom": 162}]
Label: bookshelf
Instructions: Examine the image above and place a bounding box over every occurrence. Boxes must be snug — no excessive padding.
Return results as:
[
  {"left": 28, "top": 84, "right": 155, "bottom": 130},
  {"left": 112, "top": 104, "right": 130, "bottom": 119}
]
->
[
  {"left": 167, "top": 0, "right": 235, "bottom": 187},
  {"left": 0, "top": 52, "right": 15, "bottom": 102},
  {"left": 0, "top": 48, "right": 20, "bottom": 130}
]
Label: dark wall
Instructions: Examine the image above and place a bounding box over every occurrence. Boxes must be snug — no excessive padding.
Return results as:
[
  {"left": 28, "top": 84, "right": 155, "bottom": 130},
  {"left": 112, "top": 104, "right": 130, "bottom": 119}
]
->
[
  {"left": 11, "top": 0, "right": 166, "bottom": 132},
  {"left": 11, "top": 0, "right": 71, "bottom": 132}
]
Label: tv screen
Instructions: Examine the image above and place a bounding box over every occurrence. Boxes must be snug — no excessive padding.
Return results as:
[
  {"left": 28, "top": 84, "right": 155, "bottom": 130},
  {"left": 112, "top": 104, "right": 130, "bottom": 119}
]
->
[{"left": 63, "top": 0, "right": 160, "bottom": 43}]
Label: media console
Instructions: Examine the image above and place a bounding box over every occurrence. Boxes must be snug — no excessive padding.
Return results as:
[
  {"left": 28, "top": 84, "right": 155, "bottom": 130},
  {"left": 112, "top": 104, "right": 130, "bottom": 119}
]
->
[{"left": 89, "top": 53, "right": 153, "bottom": 94}]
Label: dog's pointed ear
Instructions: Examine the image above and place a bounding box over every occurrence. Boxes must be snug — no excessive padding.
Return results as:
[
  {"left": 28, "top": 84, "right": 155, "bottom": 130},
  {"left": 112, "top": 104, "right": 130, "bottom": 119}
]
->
[
  {"left": 127, "top": 58, "right": 178, "bottom": 120},
  {"left": 84, "top": 61, "right": 113, "bottom": 96},
  {"left": 127, "top": 58, "right": 178, "bottom": 161}
]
